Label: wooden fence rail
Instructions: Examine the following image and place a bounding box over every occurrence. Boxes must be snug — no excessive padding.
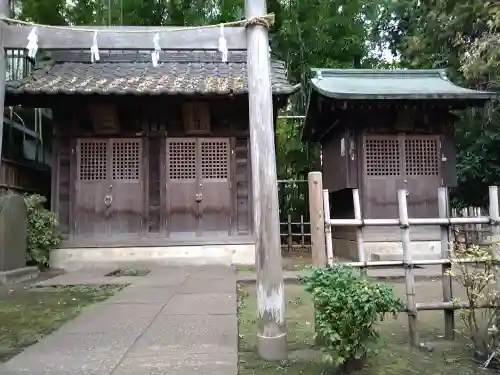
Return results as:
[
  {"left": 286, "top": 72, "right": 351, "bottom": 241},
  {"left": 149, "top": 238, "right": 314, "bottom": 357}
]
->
[
  {"left": 310, "top": 171, "right": 500, "bottom": 347},
  {"left": 280, "top": 214, "right": 312, "bottom": 253}
]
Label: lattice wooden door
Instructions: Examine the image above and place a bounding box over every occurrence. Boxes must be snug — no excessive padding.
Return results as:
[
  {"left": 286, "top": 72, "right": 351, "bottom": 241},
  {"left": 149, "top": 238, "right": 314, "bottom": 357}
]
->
[
  {"left": 166, "top": 138, "right": 199, "bottom": 237},
  {"left": 75, "top": 139, "right": 110, "bottom": 236},
  {"left": 363, "top": 135, "right": 441, "bottom": 219},
  {"left": 199, "top": 138, "right": 231, "bottom": 235},
  {"left": 166, "top": 138, "right": 231, "bottom": 237},
  {"left": 75, "top": 138, "right": 144, "bottom": 238},
  {"left": 363, "top": 135, "right": 402, "bottom": 218},
  {"left": 403, "top": 135, "right": 441, "bottom": 218},
  {"left": 108, "top": 139, "right": 144, "bottom": 235}
]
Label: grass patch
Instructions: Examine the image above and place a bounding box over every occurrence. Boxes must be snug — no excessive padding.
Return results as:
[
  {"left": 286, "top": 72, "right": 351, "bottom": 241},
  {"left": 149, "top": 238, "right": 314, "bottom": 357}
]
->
[
  {"left": 105, "top": 268, "right": 150, "bottom": 277},
  {"left": 238, "top": 281, "right": 496, "bottom": 374},
  {"left": 0, "top": 284, "right": 124, "bottom": 363}
]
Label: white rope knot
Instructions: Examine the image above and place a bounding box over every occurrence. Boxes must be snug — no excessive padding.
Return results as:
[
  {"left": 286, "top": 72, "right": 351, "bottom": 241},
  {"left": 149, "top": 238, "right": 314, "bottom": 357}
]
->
[
  {"left": 26, "top": 27, "right": 38, "bottom": 59},
  {"left": 90, "top": 31, "right": 100, "bottom": 63},
  {"left": 218, "top": 24, "right": 228, "bottom": 63}
]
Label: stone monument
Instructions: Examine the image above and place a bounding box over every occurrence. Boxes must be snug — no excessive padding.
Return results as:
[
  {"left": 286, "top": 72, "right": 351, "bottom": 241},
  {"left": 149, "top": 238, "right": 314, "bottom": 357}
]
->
[{"left": 0, "top": 193, "right": 38, "bottom": 283}]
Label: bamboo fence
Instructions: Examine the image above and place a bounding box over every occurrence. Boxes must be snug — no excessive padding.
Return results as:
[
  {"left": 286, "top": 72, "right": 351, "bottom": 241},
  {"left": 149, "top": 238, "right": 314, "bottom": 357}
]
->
[{"left": 318, "top": 179, "right": 500, "bottom": 347}]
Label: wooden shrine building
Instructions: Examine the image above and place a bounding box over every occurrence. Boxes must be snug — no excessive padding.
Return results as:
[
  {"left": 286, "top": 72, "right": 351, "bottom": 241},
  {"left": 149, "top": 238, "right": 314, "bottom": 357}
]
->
[
  {"left": 6, "top": 49, "right": 298, "bottom": 261},
  {"left": 304, "top": 69, "right": 493, "bottom": 261}
]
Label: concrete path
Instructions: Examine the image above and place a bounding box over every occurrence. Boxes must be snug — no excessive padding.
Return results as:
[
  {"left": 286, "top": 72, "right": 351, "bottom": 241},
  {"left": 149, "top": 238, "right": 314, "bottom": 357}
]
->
[{"left": 0, "top": 266, "right": 238, "bottom": 375}]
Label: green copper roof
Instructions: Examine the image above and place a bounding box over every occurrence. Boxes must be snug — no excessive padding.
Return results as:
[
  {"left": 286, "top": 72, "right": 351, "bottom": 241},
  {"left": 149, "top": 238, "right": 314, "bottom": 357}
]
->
[{"left": 310, "top": 69, "right": 494, "bottom": 100}]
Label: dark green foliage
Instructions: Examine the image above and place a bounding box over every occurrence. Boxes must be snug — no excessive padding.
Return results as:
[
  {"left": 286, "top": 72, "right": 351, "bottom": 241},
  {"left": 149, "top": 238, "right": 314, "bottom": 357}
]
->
[
  {"left": 300, "top": 266, "right": 404, "bottom": 365},
  {"left": 376, "top": 0, "right": 500, "bottom": 207},
  {"left": 24, "top": 194, "right": 61, "bottom": 268}
]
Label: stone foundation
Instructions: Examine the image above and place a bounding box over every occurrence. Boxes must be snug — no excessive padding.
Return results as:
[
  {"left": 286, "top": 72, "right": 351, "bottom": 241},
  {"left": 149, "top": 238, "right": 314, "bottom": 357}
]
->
[
  {"left": 332, "top": 238, "right": 441, "bottom": 261},
  {"left": 0, "top": 266, "right": 39, "bottom": 284},
  {"left": 51, "top": 243, "right": 256, "bottom": 271}
]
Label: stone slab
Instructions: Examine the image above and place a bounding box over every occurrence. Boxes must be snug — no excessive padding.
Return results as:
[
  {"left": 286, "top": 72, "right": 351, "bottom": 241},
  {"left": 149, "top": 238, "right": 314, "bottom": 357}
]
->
[
  {"left": 0, "top": 358, "right": 120, "bottom": 375},
  {"left": 127, "top": 314, "right": 237, "bottom": 357},
  {"left": 57, "top": 315, "right": 153, "bottom": 335},
  {"left": 102, "top": 285, "right": 177, "bottom": 304},
  {"left": 186, "top": 266, "right": 236, "bottom": 279},
  {"left": 34, "top": 269, "right": 116, "bottom": 286},
  {"left": 0, "top": 266, "right": 39, "bottom": 284},
  {"left": 113, "top": 352, "right": 237, "bottom": 375},
  {"left": 12, "top": 332, "right": 134, "bottom": 365},
  {"left": 178, "top": 277, "right": 236, "bottom": 294},
  {"left": 79, "top": 301, "right": 164, "bottom": 320},
  {"left": 133, "top": 270, "right": 189, "bottom": 287},
  {"left": 162, "top": 293, "right": 236, "bottom": 315}
]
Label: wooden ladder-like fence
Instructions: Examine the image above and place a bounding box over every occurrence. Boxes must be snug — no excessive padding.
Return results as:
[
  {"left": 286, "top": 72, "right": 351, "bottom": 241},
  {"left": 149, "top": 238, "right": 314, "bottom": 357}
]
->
[{"left": 308, "top": 171, "right": 500, "bottom": 347}]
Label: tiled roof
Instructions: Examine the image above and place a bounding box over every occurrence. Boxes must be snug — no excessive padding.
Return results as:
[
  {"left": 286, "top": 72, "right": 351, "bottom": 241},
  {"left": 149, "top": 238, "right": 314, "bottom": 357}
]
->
[
  {"left": 310, "top": 69, "right": 493, "bottom": 100},
  {"left": 7, "top": 50, "right": 299, "bottom": 96}
]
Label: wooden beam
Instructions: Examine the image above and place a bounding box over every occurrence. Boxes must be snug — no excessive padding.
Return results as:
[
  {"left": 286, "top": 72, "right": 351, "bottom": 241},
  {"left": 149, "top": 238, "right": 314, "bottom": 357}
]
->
[
  {"left": 0, "top": 1, "right": 8, "bottom": 167},
  {"left": 3, "top": 24, "right": 247, "bottom": 50},
  {"left": 245, "top": 0, "right": 287, "bottom": 361},
  {"left": 308, "top": 172, "right": 326, "bottom": 267}
]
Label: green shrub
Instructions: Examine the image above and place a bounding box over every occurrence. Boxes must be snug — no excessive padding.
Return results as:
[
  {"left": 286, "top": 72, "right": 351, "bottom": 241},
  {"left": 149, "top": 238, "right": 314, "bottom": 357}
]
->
[
  {"left": 24, "top": 194, "right": 61, "bottom": 268},
  {"left": 300, "top": 266, "right": 404, "bottom": 366}
]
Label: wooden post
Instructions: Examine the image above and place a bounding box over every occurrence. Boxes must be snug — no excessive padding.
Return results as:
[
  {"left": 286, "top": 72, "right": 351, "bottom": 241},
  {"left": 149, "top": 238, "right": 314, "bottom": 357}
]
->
[
  {"left": 489, "top": 187, "right": 500, "bottom": 248},
  {"left": 308, "top": 172, "right": 326, "bottom": 267},
  {"left": 300, "top": 214, "right": 305, "bottom": 249},
  {"left": 0, "top": 0, "right": 9, "bottom": 167},
  {"left": 352, "top": 189, "right": 366, "bottom": 278},
  {"left": 488, "top": 187, "right": 500, "bottom": 330},
  {"left": 398, "top": 189, "right": 419, "bottom": 347},
  {"left": 245, "top": 0, "right": 286, "bottom": 361},
  {"left": 287, "top": 214, "right": 292, "bottom": 253},
  {"left": 489, "top": 187, "right": 500, "bottom": 290},
  {"left": 438, "top": 187, "right": 454, "bottom": 340},
  {"left": 323, "top": 189, "right": 334, "bottom": 266}
]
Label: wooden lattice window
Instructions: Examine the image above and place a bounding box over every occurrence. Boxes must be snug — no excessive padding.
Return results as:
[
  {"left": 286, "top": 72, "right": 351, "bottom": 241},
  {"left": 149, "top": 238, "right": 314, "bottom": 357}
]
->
[
  {"left": 168, "top": 141, "right": 196, "bottom": 180},
  {"left": 365, "top": 138, "right": 400, "bottom": 176},
  {"left": 78, "top": 140, "right": 107, "bottom": 181},
  {"left": 111, "top": 140, "right": 141, "bottom": 180},
  {"left": 201, "top": 141, "right": 229, "bottom": 179},
  {"left": 404, "top": 137, "right": 439, "bottom": 176},
  {"left": 183, "top": 102, "right": 210, "bottom": 134}
]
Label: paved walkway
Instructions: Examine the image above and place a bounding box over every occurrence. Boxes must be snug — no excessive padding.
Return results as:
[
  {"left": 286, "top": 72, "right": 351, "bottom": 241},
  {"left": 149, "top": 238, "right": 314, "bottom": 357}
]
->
[{"left": 0, "top": 266, "right": 237, "bottom": 375}]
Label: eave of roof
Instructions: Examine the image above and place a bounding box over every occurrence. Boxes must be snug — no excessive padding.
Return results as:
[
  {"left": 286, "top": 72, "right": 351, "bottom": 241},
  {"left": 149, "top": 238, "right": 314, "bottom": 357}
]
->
[
  {"left": 6, "top": 50, "right": 300, "bottom": 97},
  {"left": 310, "top": 68, "right": 495, "bottom": 101}
]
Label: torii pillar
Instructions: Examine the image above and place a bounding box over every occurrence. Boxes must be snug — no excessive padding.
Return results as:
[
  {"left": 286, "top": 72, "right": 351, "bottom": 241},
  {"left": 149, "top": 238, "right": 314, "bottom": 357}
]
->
[{"left": 245, "top": 0, "right": 287, "bottom": 361}]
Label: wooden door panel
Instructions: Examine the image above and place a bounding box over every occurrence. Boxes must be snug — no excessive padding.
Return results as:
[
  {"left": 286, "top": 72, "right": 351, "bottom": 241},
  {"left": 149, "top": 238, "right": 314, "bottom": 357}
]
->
[
  {"left": 363, "top": 135, "right": 441, "bottom": 219},
  {"left": 108, "top": 139, "right": 144, "bottom": 236},
  {"left": 363, "top": 136, "right": 401, "bottom": 218},
  {"left": 167, "top": 139, "right": 198, "bottom": 237},
  {"left": 404, "top": 136, "right": 441, "bottom": 218},
  {"left": 199, "top": 138, "right": 231, "bottom": 235},
  {"left": 75, "top": 139, "right": 109, "bottom": 236}
]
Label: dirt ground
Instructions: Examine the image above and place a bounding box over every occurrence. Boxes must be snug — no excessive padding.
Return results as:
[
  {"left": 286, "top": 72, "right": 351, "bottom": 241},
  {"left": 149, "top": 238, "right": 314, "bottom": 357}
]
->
[{"left": 238, "top": 278, "right": 495, "bottom": 375}]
